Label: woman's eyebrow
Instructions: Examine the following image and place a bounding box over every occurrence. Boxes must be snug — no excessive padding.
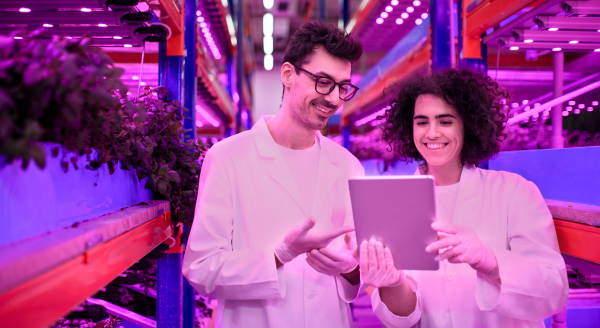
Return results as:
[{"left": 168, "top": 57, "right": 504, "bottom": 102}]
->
[
  {"left": 413, "top": 115, "right": 429, "bottom": 120},
  {"left": 435, "top": 114, "right": 457, "bottom": 119}
]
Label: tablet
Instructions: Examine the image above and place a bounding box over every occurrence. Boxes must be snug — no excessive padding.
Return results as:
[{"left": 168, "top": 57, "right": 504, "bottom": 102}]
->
[{"left": 349, "top": 175, "right": 439, "bottom": 271}]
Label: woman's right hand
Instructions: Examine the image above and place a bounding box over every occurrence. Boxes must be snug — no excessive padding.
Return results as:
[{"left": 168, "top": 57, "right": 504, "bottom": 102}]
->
[{"left": 360, "top": 238, "right": 406, "bottom": 288}]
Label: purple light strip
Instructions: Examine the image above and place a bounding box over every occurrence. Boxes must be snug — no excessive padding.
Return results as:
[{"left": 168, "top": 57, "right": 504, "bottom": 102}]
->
[
  {"left": 355, "top": 106, "right": 390, "bottom": 126},
  {"left": 197, "top": 10, "right": 222, "bottom": 60}
]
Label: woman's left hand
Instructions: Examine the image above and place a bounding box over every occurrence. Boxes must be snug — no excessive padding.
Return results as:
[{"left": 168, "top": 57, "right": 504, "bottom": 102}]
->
[{"left": 426, "top": 222, "right": 500, "bottom": 280}]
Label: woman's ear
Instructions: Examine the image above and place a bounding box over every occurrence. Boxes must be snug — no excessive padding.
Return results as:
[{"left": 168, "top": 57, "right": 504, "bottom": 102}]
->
[{"left": 281, "top": 62, "right": 294, "bottom": 88}]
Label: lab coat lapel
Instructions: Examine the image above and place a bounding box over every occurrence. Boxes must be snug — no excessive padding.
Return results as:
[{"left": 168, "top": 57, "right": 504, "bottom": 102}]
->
[
  {"left": 452, "top": 166, "right": 482, "bottom": 227},
  {"left": 414, "top": 165, "right": 482, "bottom": 226},
  {"left": 251, "top": 116, "right": 319, "bottom": 217},
  {"left": 310, "top": 133, "right": 339, "bottom": 218}
]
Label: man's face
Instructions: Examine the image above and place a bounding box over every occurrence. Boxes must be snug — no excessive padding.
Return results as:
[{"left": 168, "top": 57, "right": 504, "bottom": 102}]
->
[
  {"left": 285, "top": 47, "right": 352, "bottom": 130},
  {"left": 413, "top": 94, "right": 464, "bottom": 168}
]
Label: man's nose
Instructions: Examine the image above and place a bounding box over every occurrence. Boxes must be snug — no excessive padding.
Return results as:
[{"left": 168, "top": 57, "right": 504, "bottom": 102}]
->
[{"left": 323, "top": 87, "right": 341, "bottom": 107}]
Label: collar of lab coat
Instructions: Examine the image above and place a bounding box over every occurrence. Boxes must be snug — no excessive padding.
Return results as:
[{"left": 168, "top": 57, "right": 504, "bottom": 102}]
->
[
  {"left": 415, "top": 164, "right": 482, "bottom": 227},
  {"left": 251, "top": 116, "right": 340, "bottom": 217}
]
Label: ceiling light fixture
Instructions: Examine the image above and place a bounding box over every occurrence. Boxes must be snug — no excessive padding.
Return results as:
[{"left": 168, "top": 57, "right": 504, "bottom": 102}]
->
[
  {"left": 552, "top": 47, "right": 562, "bottom": 51},
  {"left": 396, "top": 18, "right": 404, "bottom": 24},
  {"left": 413, "top": 0, "right": 421, "bottom": 6},
  {"left": 407, "top": 6, "right": 414, "bottom": 13},
  {"left": 263, "top": 0, "right": 274, "bottom": 10},
  {"left": 386, "top": 6, "right": 393, "bottom": 12},
  {"left": 421, "top": 13, "right": 428, "bottom": 19},
  {"left": 391, "top": 0, "right": 399, "bottom": 5},
  {"left": 415, "top": 18, "right": 423, "bottom": 25},
  {"left": 113, "top": 36, "right": 122, "bottom": 39},
  {"left": 98, "top": 23, "right": 108, "bottom": 27},
  {"left": 19, "top": 7, "right": 31, "bottom": 12},
  {"left": 401, "top": 12, "right": 409, "bottom": 19},
  {"left": 381, "top": 12, "right": 389, "bottom": 18},
  {"left": 124, "top": 44, "right": 132, "bottom": 48},
  {"left": 524, "top": 39, "right": 533, "bottom": 43},
  {"left": 81, "top": 8, "right": 92, "bottom": 12},
  {"left": 548, "top": 27, "right": 559, "bottom": 31},
  {"left": 510, "top": 46, "right": 519, "bottom": 50},
  {"left": 43, "top": 24, "right": 53, "bottom": 27},
  {"left": 376, "top": 17, "right": 384, "bottom": 24},
  {"left": 569, "top": 40, "right": 579, "bottom": 44}
]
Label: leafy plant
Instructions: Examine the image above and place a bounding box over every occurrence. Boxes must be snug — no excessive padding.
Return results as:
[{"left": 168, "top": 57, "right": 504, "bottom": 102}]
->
[{"left": 0, "top": 29, "right": 130, "bottom": 170}]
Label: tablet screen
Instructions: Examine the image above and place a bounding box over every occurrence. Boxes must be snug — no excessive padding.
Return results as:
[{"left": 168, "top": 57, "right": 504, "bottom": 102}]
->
[{"left": 349, "top": 176, "right": 439, "bottom": 271}]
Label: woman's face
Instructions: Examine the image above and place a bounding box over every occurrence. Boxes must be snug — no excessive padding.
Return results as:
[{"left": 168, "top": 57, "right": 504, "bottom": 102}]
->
[{"left": 413, "top": 94, "right": 464, "bottom": 168}]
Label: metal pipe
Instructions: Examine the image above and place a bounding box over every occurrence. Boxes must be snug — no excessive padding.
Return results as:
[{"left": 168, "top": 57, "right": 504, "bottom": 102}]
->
[
  {"left": 450, "top": 0, "right": 456, "bottom": 68},
  {"left": 507, "top": 79, "right": 600, "bottom": 125},
  {"left": 551, "top": 51, "right": 564, "bottom": 149},
  {"left": 510, "top": 70, "right": 600, "bottom": 115}
]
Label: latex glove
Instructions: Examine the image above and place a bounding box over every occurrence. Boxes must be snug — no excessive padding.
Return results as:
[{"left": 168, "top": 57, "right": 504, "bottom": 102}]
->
[
  {"left": 360, "top": 238, "right": 406, "bottom": 288},
  {"left": 426, "top": 222, "right": 499, "bottom": 279},
  {"left": 275, "top": 207, "right": 354, "bottom": 264},
  {"left": 306, "top": 233, "right": 358, "bottom": 275}
]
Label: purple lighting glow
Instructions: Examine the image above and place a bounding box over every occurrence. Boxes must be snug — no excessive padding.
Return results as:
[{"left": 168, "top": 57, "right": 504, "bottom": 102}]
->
[
  {"left": 196, "top": 105, "right": 221, "bottom": 127},
  {"left": 113, "top": 36, "right": 122, "bottom": 39},
  {"left": 396, "top": 18, "right": 404, "bottom": 24},
  {"left": 391, "top": 0, "right": 399, "bottom": 5},
  {"left": 407, "top": 6, "right": 414, "bottom": 13},
  {"left": 376, "top": 18, "right": 384, "bottom": 24},
  {"left": 385, "top": 6, "right": 393, "bottom": 12},
  {"left": 381, "top": 12, "right": 389, "bottom": 18},
  {"left": 81, "top": 8, "right": 92, "bottom": 12},
  {"left": 413, "top": 0, "right": 421, "bottom": 6},
  {"left": 19, "top": 7, "right": 31, "bottom": 13},
  {"left": 401, "top": 12, "right": 409, "bottom": 19},
  {"left": 43, "top": 24, "right": 53, "bottom": 27},
  {"left": 98, "top": 23, "right": 108, "bottom": 27},
  {"left": 415, "top": 18, "right": 423, "bottom": 25},
  {"left": 14, "top": 36, "right": 23, "bottom": 40}
]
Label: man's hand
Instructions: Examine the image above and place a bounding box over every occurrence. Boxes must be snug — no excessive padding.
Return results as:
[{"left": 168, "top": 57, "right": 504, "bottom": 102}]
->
[
  {"left": 360, "top": 238, "right": 406, "bottom": 288},
  {"left": 306, "top": 233, "right": 358, "bottom": 275},
  {"left": 275, "top": 210, "right": 354, "bottom": 264},
  {"left": 426, "top": 222, "right": 499, "bottom": 279}
]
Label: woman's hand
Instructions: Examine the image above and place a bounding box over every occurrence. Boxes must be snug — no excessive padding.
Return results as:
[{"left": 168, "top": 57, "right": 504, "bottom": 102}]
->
[
  {"left": 426, "top": 222, "right": 499, "bottom": 280},
  {"left": 360, "top": 238, "right": 406, "bottom": 288}
]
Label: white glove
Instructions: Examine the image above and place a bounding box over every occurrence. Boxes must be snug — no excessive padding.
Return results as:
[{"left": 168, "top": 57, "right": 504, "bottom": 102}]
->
[
  {"left": 275, "top": 208, "right": 355, "bottom": 264},
  {"left": 426, "top": 222, "right": 499, "bottom": 279},
  {"left": 360, "top": 238, "right": 406, "bottom": 288},
  {"left": 306, "top": 233, "right": 358, "bottom": 275}
]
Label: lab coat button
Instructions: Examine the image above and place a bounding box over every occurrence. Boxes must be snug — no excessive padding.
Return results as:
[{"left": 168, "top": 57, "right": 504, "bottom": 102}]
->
[{"left": 308, "top": 293, "right": 316, "bottom": 299}]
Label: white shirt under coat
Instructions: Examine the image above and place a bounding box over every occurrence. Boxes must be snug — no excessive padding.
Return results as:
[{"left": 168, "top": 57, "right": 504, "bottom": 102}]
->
[
  {"left": 182, "top": 116, "right": 365, "bottom": 328},
  {"left": 371, "top": 165, "right": 569, "bottom": 328}
]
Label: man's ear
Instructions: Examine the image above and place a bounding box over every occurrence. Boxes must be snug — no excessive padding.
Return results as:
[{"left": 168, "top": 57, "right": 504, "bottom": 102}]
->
[{"left": 281, "top": 62, "right": 294, "bottom": 89}]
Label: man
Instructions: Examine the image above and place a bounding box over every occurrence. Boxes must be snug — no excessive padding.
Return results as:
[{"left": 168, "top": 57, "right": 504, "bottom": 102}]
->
[{"left": 182, "top": 21, "right": 364, "bottom": 327}]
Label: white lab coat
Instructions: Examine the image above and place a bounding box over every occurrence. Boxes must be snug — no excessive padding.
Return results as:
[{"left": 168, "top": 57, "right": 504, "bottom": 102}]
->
[
  {"left": 182, "top": 116, "right": 364, "bottom": 328},
  {"left": 372, "top": 165, "right": 568, "bottom": 328}
]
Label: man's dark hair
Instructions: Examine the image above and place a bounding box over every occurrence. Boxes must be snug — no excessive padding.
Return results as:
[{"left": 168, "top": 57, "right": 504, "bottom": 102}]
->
[
  {"left": 283, "top": 20, "right": 363, "bottom": 66},
  {"left": 380, "top": 69, "right": 509, "bottom": 167},
  {"left": 281, "top": 21, "right": 362, "bottom": 97}
]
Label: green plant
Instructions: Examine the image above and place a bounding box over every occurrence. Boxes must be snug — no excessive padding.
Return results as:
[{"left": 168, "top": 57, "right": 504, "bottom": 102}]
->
[
  {"left": 0, "top": 30, "right": 205, "bottom": 228},
  {"left": 0, "top": 29, "right": 130, "bottom": 170}
]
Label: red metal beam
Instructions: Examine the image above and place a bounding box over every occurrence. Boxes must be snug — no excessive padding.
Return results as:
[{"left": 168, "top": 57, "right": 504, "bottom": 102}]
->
[
  {"left": 465, "top": 0, "right": 544, "bottom": 38},
  {"left": 345, "top": 0, "right": 378, "bottom": 35},
  {"left": 554, "top": 219, "right": 600, "bottom": 265},
  {"left": 0, "top": 213, "right": 172, "bottom": 328}
]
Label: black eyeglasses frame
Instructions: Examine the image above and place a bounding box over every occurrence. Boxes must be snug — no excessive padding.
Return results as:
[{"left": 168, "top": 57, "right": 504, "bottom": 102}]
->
[{"left": 291, "top": 64, "right": 359, "bottom": 101}]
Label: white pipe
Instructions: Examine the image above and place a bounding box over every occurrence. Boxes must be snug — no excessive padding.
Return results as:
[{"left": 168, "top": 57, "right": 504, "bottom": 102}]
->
[
  {"left": 551, "top": 51, "right": 564, "bottom": 149},
  {"left": 507, "top": 80, "right": 600, "bottom": 125}
]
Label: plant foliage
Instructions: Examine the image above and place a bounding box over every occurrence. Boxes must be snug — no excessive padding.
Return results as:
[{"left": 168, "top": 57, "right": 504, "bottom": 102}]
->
[{"left": 0, "top": 29, "right": 205, "bottom": 228}]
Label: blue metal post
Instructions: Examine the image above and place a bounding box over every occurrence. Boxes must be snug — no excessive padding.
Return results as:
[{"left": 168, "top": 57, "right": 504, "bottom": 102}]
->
[
  {"left": 341, "top": 0, "right": 349, "bottom": 27},
  {"left": 431, "top": 0, "right": 452, "bottom": 70},
  {"left": 158, "top": 32, "right": 185, "bottom": 328},
  {"left": 342, "top": 126, "right": 351, "bottom": 150},
  {"left": 183, "top": 0, "right": 198, "bottom": 141},
  {"left": 157, "top": 252, "right": 183, "bottom": 328},
  {"left": 320, "top": 0, "right": 326, "bottom": 21},
  {"left": 236, "top": 0, "right": 244, "bottom": 133}
]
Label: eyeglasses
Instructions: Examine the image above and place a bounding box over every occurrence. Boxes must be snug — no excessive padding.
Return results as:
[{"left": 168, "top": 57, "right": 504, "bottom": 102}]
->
[{"left": 291, "top": 64, "right": 359, "bottom": 101}]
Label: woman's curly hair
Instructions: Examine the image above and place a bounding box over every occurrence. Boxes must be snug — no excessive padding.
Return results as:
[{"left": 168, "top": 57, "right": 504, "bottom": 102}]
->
[{"left": 380, "top": 69, "right": 509, "bottom": 167}]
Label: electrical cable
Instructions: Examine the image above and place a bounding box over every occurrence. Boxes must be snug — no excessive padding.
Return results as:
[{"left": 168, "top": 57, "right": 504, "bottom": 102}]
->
[{"left": 150, "top": 22, "right": 172, "bottom": 40}]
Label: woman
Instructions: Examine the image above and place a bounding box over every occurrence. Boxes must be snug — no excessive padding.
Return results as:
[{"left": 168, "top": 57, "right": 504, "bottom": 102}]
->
[{"left": 360, "top": 69, "right": 568, "bottom": 327}]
